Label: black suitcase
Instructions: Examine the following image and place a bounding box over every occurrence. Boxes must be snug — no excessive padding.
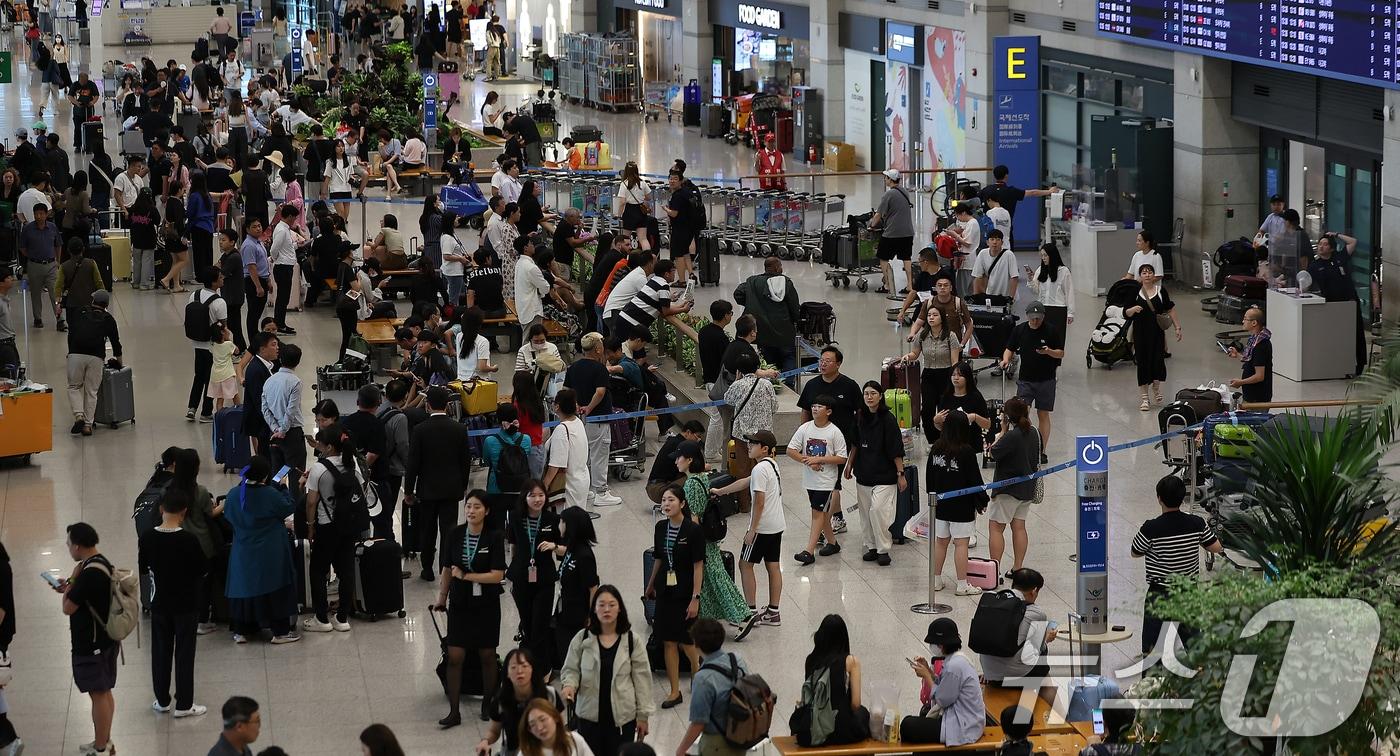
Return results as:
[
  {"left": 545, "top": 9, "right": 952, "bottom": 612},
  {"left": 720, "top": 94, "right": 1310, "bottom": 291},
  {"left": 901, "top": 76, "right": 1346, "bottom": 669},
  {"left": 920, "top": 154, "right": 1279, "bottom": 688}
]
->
[
  {"left": 647, "top": 629, "right": 691, "bottom": 673},
  {"left": 696, "top": 231, "right": 720, "bottom": 286},
  {"left": 1215, "top": 294, "right": 1263, "bottom": 325},
  {"left": 683, "top": 102, "right": 701, "bottom": 127},
  {"left": 890, "top": 465, "right": 920, "bottom": 544},
  {"left": 821, "top": 228, "right": 847, "bottom": 266},
  {"left": 87, "top": 239, "right": 114, "bottom": 291},
  {"left": 570, "top": 125, "right": 602, "bottom": 144},
  {"left": 969, "top": 309, "right": 1016, "bottom": 360},
  {"left": 82, "top": 121, "right": 104, "bottom": 156},
  {"left": 354, "top": 538, "right": 406, "bottom": 619},
  {"left": 701, "top": 103, "right": 727, "bottom": 138}
]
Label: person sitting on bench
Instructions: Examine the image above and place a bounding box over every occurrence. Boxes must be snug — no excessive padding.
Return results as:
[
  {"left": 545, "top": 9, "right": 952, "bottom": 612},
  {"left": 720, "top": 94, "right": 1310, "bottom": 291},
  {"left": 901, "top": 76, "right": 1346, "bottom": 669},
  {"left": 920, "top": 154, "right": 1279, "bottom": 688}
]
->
[{"left": 899, "top": 618, "right": 985, "bottom": 747}]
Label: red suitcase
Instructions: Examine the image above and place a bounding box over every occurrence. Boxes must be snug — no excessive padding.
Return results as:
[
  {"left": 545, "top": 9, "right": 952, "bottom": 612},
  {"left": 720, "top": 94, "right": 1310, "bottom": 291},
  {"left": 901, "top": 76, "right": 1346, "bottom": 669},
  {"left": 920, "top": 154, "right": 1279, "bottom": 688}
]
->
[
  {"left": 773, "top": 112, "right": 794, "bottom": 154},
  {"left": 1223, "top": 275, "right": 1267, "bottom": 299},
  {"left": 880, "top": 358, "right": 921, "bottom": 423}
]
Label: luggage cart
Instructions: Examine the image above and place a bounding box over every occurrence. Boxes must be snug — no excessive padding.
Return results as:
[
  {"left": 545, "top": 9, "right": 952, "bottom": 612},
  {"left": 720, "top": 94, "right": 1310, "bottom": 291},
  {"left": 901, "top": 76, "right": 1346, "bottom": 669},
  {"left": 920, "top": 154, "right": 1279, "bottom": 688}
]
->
[
  {"left": 824, "top": 214, "right": 881, "bottom": 290},
  {"left": 607, "top": 380, "right": 648, "bottom": 481},
  {"left": 643, "top": 81, "right": 682, "bottom": 122}
]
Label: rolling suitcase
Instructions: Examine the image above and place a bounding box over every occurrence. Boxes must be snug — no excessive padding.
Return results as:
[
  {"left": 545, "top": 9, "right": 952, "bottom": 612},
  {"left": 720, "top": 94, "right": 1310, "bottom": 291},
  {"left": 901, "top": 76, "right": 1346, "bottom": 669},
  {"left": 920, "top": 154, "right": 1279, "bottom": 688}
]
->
[
  {"left": 696, "top": 231, "right": 721, "bottom": 285},
  {"left": 354, "top": 539, "right": 406, "bottom": 619},
  {"left": 291, "top": 534, "right": 313, "bottom": 613},
  {"left": 94, "top": 365, "right": 135, "bottom": 428},
  {"left": 1214, "top": 294, "right": 1262, "bottom": 325},
  {"left": 727, "top": 439, "right": 755, "bottom": 513},
  {"left": 87, "top": 238, "right": 114, "bottom": 291},
  {"left": 647, "top": 627, "right": 691, "bottom": 673},
  {"left": 702, "top": 103, "right": 727, "bottom": 138},
  {"left": 821, "top": 228, "right": 846, "bottom": 266},
  {"left": 890, "top": 465, "right": 920, "bottom": 544},
  {"left": 966, "top": 295, "right": 1016, "bottom": 360},
  {"left": 884, "top": 389, "right": 914, "bottom": 430},
  {"left": 880, "top": 358, "right": 920, "bottom": 422},
  {"left": 104, "top": 231, "right": 131, "bottom": 283},
  {"left": 1223, "top": 275, "right": 1267, "bottom": 299},
  {"left": 212, "top": 406, "right": 251, "bottom": 472}
]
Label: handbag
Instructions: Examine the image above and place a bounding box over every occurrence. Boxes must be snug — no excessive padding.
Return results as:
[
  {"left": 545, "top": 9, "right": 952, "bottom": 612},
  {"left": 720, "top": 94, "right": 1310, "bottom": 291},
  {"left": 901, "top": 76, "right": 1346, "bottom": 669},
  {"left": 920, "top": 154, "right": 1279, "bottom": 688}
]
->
[{"left": 1155, "top": 312, "right": 1173, "bottom": 331}]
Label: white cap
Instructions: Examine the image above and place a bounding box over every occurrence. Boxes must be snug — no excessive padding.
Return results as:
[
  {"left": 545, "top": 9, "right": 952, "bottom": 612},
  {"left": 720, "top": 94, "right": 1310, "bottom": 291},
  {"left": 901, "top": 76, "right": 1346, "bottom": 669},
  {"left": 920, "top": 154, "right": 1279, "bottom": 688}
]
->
[{"left": 883, "top": 169, "right": 901, "bottom": 182}]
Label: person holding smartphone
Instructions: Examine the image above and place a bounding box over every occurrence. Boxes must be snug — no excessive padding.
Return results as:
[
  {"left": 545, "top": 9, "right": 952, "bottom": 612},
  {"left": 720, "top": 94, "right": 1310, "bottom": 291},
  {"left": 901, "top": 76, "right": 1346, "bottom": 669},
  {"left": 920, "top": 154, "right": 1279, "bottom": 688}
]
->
[{"left": 1226, "top": 307, "right": 1272, "bottom": 404}]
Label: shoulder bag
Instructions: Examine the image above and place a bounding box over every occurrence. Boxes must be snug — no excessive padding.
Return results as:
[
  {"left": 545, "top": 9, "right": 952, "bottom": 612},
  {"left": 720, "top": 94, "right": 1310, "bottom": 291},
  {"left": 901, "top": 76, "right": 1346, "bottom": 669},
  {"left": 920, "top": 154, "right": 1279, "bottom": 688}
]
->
[{"left": 546, "top": 423, "right": 571, "bottom": 507}]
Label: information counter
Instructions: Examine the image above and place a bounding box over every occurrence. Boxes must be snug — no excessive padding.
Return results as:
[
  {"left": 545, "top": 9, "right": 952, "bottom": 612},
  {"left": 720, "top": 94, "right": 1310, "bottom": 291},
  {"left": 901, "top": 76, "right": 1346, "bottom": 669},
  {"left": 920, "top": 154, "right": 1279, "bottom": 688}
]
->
[
  {"left": 0, "top": 388, "right": 54, "bottom": 462},
  {"left": 1069, "top": 221, "right": 1138, "bottom": 296},
  {"left": 1266, "top": 289, "right": 1358, "bottom": 382}
]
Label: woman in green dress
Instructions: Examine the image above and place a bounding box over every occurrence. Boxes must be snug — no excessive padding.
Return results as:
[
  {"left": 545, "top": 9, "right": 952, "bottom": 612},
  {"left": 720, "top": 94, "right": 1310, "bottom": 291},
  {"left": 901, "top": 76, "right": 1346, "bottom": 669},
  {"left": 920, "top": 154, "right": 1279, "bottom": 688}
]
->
[{"left": 676, "top": 440, "right": 752, "bottom": 627}]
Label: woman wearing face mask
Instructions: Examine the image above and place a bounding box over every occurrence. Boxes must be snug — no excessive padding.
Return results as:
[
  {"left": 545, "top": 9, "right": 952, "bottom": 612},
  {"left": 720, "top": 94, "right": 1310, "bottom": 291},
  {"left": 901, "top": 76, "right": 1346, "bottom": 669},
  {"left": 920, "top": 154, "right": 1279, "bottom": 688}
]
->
[
  {"left": 645, "top": 484, "right": 704, "bottom": 709},
  {"left": 477, "top": 648, "right": 564, "bottom": 756},
  {"left": 509, "top": 480, "right": 561, "bottom": 670},
  {"left": 549, "top": 507, "right": 599, "bottom": 672},
  {"left": 519, "top": 698, "right": 595, "bottom": 756},
  {"left": 432, "top": 490, "right": 507, "bottom": 728},
  {"left": 899, "top": 618, "right": 985, "bottom": 746},
  {"left": 559, "top": 585, "right": 652, "bottom": 756}
]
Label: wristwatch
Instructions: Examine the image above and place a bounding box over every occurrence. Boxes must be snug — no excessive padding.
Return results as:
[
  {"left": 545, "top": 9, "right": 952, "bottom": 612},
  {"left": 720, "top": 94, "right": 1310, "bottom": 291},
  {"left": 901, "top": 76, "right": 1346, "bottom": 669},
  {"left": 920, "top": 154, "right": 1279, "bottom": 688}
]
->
[{"left": 692, "top": 594, "right": 701, "bottom": 600}]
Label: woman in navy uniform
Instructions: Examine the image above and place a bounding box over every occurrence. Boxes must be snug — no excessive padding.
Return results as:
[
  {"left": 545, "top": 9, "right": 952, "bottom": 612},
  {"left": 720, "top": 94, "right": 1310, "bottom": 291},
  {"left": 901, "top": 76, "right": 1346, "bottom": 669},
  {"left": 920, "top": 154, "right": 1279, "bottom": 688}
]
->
[
  {"left": 433, "top": 490, "right": 507, "bottom": 729},
  {"left": 1308, "top": 232, "right": 1365, "bottom": 377}
]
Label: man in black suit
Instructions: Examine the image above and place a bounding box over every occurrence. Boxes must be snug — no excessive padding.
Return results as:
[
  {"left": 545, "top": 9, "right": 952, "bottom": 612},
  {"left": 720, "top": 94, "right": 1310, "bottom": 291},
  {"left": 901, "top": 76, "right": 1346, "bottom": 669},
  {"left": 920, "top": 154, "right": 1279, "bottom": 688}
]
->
[
  {"left": 403, "top": 386, "right": 472, "bottom": 582},
  {"left": 240, "top": 332, "right": 280, "bottom": 456}
]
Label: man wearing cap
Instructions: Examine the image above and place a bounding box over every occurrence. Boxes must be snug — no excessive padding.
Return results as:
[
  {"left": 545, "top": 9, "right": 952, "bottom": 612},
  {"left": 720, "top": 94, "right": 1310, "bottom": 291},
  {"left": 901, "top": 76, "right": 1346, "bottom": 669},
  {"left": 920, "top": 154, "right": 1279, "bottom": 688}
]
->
[
  {"left": 19, "top": 199, "right": 64, "bottom": 330},
  {"left": 1255, "top": 193, "right": 1287, "bottom": 251},
  {"left": 65, "top": 289, "right": 122, "bottom": 437},
  {"left": 711, "top": 429, "right": 785, "bottom": 639},
  {"left": 910, "top": 618, "right": 986, "bottom": 746},
  {"left": 1000, "top": 301, "right": 1063, "bottom": 464},
  {"left": 868, "top": 169, "right": 915, "bottom": 296},
  {"left": 755, "top": 132, "right": 786, "bottom": 191},
  {"left": 9, "top": 128, "right": 40, "bottom": 185}
]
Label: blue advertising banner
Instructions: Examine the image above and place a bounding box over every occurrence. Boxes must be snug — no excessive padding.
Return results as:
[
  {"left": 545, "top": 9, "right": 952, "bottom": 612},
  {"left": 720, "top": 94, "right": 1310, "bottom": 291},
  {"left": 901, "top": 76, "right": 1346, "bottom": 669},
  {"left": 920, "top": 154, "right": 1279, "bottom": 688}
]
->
[
  {"left": 886, "top": 22, "right": 924, "bottom": 67},
  {"left": 423, "top": 73, "right": 439, "bottom": 131},
  {"left": 992, "top": 36, "right": 1042, "bottom": 249},
  {"left": 1076, "top": 435, "right": 1109, "bottom": 574}
]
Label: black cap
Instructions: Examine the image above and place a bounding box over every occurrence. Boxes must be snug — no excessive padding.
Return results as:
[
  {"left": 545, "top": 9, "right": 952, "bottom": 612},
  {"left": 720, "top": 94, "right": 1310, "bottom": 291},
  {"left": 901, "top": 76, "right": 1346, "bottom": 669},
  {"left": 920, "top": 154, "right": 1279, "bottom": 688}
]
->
[
  {"left": 1269, "top": 194, "right": 1284, "bottom": 203},
  {"left": 924, "top": 617, "right": 961, "bottom": 645},
  {"left": 676, "top": 440, "right": 703, "bottom": 461}
]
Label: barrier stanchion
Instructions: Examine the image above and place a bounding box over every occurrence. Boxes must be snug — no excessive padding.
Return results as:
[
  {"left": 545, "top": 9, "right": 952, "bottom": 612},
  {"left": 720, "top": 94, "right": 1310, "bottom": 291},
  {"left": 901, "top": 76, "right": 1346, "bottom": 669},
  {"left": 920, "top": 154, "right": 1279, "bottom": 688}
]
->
[{"left": 910, "top": 492, "right": 953, "bottom": 616}]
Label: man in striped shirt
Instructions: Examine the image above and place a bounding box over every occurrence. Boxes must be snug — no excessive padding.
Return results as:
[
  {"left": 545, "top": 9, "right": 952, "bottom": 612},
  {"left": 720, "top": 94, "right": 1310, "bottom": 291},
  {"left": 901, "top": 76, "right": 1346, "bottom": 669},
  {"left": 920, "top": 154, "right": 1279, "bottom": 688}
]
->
[
  {"left": 613, "top": 259, "right": 697, "bottom": 341},
  {"left": 1131, "top": 475, "right": 1223, "bottom": 654}
]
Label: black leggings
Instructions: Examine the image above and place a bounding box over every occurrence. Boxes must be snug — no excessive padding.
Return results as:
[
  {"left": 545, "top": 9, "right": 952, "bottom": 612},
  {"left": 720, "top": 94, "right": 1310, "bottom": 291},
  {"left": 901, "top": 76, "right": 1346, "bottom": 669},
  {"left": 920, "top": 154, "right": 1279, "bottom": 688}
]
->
[
  {"left": 511, "top": 581, "right": 556, "bottom": 668},
  {"left": 919, "top": 366, "right": 952, "bottom": 443},
  {"left": 224, "top": 295, "right": 246, "bottom": 352},
  {"left": 273, "top": 263, "right": 295, "bottom": 328},
  {"left": 192, "top": 227, "right": 214, "bottom": 278},
  {"left": 338, "top": 310, "right": 358, "bottom": 361},
  {"left": 310, "top": 522, "right": 358, "bottom": 623}
]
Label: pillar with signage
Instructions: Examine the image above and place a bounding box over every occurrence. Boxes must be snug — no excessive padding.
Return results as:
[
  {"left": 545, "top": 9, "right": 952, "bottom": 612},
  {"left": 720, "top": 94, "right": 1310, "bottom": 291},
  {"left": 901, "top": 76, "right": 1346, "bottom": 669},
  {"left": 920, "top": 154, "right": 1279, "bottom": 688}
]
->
[
  {"left": 1075, "top": 435, "right": 1109, "bottom": 634},
  {"left": 992, "top": 35, "right": 1042, "bottom": 250}
]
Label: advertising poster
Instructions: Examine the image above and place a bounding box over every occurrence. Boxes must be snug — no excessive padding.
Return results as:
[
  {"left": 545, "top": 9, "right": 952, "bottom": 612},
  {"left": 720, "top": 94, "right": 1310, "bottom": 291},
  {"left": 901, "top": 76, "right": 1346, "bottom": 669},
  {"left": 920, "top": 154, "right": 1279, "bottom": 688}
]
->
[
  {"left": 884, "top": 60, "right": 910, "bottom": 172},
  {"left": 921, "top": 27, "right": 967, "bottom": 173},
  {"left": 843, "top": 49, "right": 873, "bottom": 169}
]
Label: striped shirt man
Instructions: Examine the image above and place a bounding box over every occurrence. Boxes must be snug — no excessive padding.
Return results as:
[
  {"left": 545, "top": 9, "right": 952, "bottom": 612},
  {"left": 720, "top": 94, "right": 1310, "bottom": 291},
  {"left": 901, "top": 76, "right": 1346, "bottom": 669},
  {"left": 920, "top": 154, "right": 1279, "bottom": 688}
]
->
[
  {"left": 1131, "top": 510, "right": 1220, "bottom": 586},
  {"left": 618, "top": 273, "right": 673, "bottom": 331}
]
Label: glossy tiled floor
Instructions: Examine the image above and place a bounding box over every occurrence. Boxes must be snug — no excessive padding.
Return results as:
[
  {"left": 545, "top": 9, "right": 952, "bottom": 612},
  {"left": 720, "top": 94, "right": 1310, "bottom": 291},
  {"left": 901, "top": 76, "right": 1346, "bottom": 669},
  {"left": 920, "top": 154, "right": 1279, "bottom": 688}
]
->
[{"left": 0, "top": 36, "right": 1354, "bottom": 755}]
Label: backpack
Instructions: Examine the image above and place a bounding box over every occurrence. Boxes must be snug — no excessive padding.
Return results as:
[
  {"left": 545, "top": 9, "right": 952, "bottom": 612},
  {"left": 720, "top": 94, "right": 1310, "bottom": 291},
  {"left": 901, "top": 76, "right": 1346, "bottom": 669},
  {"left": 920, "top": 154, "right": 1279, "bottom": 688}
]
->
[
  {"left": 325, "top": 457, "right": 374, "bottom": 533},
  {"left": 183, "top": 290, "right": 220, "bottom": 341},
  {"left": 789, "top": 664, "right": 837, "bottom": 747},
  {"left": 132, "top": 469, "right": 172, "bottom": 537},
  {"left": 687, "top": 184, "right": 707, "bottom": 229},
  {"left": 968, "top": 589, "right": 1028, "bottom": 657},
  {"left": 701, "top": 653, "right": 776, "bottom": 750},
  {"left": 84, "top": 558, "right": 141, "bottom": 643},
  {"left": 976, "top": 212, "right": 995, "bottom": 246},
  {"left": 700, "top": 492, "right": 728, "bottom": 543},
  {"left": 495, "top": 434, "right": 530, "bottom": 493},
  {"left": 193, "top": 35, "right": 209, "bottom": 61}
]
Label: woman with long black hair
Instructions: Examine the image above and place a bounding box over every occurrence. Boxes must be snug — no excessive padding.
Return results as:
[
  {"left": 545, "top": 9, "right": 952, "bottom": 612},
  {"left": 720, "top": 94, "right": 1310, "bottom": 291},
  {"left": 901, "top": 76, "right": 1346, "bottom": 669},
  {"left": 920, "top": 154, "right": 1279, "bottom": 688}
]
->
[
  {"left": 453, "top": 307, "right": 498, "bottom": 382},
  {"left": 559, "top": 586, "right": 652, "bottom": 756},
  {"left": 301, "top": 424, "right": 374, "bottom": 634},
  {"left": 186, "top": 171, "right": 217, "bottom": 275},
  {"left": 550, "top": 506, "right": 599, "bottom": 671},
  {"left": 615, "top": 162, "right": 651, "bottom": 250},
  {"left": 845, "top": 381, "right": 905, "bottom": 561},
  {"left": 440, "top": 209, "right": 467, "bottom": 306},
  {"left": 434, "top": 490, "right": 507, "bottom": 728},
  {"left": 933, "top": 361, "right": 992, "bottom": 444},
  {"left": 419, "top": 193, "right": 445, "bottom": 272},
  {"left": 797, "top": 614, "right": 868, "bottom": 745},
  {"left": 927, "top": 411, "right": 987, "bottom": 597},
  {"left": 904, "top": 304, "right": 962, "bottom": 443},
  {"left": 169, "top": 448, "right": 224, "bottom": 633},
  {"left": 508, "top": 480, "right": 560, "bottom": 672},
  {"left": 1025, "top": 242, "right": 1074, "bottom": 336},
  {"left": 513, "top": 370, "right": 547, "bottom": 478}
]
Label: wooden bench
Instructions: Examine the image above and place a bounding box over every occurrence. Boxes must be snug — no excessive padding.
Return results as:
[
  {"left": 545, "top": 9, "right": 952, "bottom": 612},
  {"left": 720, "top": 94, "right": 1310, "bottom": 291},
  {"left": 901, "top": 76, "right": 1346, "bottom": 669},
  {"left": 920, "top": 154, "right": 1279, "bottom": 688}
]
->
[
  {"left": 770, "top": 730, "right": 1088, "bottom": 755},
  {"left": 980, "top": 685, "right": 1075, "bottom": 735},
  {"left": 484, "top": 300, "right": 568, "bottom": 352}
]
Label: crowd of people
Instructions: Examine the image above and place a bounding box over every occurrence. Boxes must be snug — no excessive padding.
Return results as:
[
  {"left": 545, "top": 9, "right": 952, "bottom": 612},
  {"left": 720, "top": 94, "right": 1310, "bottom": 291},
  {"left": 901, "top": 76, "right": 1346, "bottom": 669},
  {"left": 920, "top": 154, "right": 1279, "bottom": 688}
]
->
[{"left": 0, "top": 0, "right": 1356, "bottom": 752}]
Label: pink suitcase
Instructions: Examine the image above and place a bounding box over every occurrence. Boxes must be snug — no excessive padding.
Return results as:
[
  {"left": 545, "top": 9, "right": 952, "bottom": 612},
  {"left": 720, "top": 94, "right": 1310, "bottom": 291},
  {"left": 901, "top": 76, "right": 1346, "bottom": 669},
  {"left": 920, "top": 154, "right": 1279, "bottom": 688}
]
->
[{"left": 965, "top": 557, "right": 1000, "bottom": 590}]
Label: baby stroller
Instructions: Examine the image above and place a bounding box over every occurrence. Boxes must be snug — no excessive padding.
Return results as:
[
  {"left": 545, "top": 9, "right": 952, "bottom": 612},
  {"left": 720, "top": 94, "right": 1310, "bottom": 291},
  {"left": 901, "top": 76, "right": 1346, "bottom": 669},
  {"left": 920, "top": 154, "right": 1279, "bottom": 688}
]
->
[
  {"left": 607, "top": 375, "right": 648, "bottom": 481},
  {"left": 1085, "top": 278, "right": 1139, "bottom": 369}
]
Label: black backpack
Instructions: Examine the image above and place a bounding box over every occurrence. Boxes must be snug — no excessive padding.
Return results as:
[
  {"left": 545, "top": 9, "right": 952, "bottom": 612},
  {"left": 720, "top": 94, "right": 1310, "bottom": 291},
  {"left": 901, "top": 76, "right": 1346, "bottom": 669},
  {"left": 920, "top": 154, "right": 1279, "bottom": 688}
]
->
[
  {"left": 967, "top": 589, "right": 1027, "bottom": 657},
  {"left": 686, "top": 184, "right": 707, "bottom": 229},
  {"left": 700, "top": 494, "right": 727, "bottom": 543},
  {"left": 183, "top": 291, "right": 220, "bottom": 341},
  {"left": 325, "top": 458, "right": 372, "bottom": 533},
  {"left": 132, "top": 468, "right": 173, "bottom": 537},
  {"left": 495, "top": 435, "right": 530, "bottom": 493}
]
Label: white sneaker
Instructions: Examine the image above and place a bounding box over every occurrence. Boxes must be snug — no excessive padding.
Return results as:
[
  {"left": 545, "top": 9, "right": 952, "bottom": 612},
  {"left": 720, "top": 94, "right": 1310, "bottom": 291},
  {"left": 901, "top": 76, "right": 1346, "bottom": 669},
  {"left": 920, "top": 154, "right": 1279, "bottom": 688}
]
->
[
  {"left": 195, "top": 623, "right": 217, "bottom": 635},
  {"left": 301, "top": 618, "right": 334, "bottom": 633},
  {"left": 270, "top": 632, "right": 302, "bottom": 644},
  {"left": 331, "top": 617, "right": 352, "bottom": 632},
  {"left": 2, "top": 737, "right": 23, "bottom": 755},
  {"left": 933, "top": 575, "right": 948, "bottom": 591},
  {"left": 151, "top": 700, "right": 171, "bottom": 713},
  {"left": 231, "top": 634, "right": 248, "bottom": 644},
  {"left": 969, "top": 533, "right": 979, "bottom": 548},
  {"left": 594, "top": 491, "right": 623, "bottom": 507},
  {"left": 173, "top": 704, "right": 208, "bottom": 718},
  {"left": 955, "top": 581, "right": 981, "bottom": 596}
]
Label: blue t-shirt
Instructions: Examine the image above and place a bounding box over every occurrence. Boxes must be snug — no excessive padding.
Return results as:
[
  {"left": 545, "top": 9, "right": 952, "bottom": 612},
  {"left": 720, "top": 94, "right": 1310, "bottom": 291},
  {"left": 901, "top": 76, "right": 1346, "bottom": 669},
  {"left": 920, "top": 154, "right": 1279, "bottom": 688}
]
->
[
  {"left": 20, "top": 221, "right": 60, "bottom": 262},
  {"left": 240, "top": 236, "right": 271, "bottom": 278}
]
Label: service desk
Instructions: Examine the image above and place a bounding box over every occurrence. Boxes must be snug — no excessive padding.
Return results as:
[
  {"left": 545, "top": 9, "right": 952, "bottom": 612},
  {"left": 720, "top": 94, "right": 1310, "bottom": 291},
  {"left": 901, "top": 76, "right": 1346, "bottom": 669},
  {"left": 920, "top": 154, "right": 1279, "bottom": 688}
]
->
[
  {"left": 0, "top": 388, "right": 54, "bottom": 462},
  {"left": 1069, "top": 221, "right": 1139, "bottom": 296},
  {"left": 1266, "top": 288, "right": 1357, "bottom": 381}
]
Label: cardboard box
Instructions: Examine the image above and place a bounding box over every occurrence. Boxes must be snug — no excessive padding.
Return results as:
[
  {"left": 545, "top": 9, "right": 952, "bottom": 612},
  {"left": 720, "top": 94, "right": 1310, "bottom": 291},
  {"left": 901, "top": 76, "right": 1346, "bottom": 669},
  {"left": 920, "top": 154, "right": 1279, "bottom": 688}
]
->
[{"left": 825, "top": 141, "right": 855, "bottom": 172}]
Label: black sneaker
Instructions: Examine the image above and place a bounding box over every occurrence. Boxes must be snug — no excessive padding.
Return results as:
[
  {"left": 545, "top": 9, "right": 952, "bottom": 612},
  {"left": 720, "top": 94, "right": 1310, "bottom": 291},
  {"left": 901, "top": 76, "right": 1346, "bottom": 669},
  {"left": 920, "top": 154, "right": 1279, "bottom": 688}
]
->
[
  {"left": 1040, "top": 453, "right": 1049, "bottom": 465},
  {"left": 32, "top": 318, "right": 42, "bottom": 329},
  {"left": 70, "top": 420, "right": 85, "bottom": 435},
  {"left": 185, "top": 409, "right": 196, "bottom": 422},
  {"left": 876, "top": 553, "right": 892, "bottom": 566},
  {"left": 55, "top": 319, "right": 66, "bottom": 332},
  {"left": 277, "top": 326, "right": 297, "bottom": 336},
  {"left": 861, "top": 549, "right": 879, "bottom": 562},
  {"left": 419, "top": 569, "right": 435, "bottom": 582},
  {"left": 794, "top": 550, "right": 815, "bottom": 565},
  {"left": 818, "top": 543, "right": 841, "bottom": 557}
]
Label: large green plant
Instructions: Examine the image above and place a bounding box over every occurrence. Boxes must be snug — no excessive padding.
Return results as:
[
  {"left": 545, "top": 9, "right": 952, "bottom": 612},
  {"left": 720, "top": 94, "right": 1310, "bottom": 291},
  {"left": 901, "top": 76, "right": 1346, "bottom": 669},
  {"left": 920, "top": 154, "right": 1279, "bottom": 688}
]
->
[
  {"left": 1140, "top": 566, "right": 1400, "bottom": 754},
  {"left": 1217, "top": 411, "right": 1400, "bottom": 572},
  {"left": 336, "top": 41, "right": 425, "bottom": 138}
]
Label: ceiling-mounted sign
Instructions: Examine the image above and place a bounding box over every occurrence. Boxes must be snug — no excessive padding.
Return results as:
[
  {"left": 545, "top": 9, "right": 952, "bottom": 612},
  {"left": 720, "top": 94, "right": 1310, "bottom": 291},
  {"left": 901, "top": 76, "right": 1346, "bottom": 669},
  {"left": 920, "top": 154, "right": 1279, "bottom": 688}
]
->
[
  {"left": 885, "top": 22, "right": 923, "bottom": 66},
  {"left": 738, "top": 4, "right": 782, "bottom": 30},
  {"left": 614, "top": 0, "right": 681, "bottom": 17},
  {"left": 632, "top": 0, "right": 666, "bottom": 7}
]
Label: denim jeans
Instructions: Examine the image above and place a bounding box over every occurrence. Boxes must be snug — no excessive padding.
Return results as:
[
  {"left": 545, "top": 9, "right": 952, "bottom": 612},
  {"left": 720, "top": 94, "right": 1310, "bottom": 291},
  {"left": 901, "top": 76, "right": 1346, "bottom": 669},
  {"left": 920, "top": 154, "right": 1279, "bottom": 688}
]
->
[{"left": 758, "top": 343, "right": 798, "bottom": 389}]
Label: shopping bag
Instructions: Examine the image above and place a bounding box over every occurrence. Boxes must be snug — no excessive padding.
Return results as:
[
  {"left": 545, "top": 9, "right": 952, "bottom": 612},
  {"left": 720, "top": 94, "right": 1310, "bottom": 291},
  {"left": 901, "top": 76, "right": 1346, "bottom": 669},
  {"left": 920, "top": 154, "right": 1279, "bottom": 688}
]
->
[{"left": 903, "top": 509, "right": 931, "bottom": 542}]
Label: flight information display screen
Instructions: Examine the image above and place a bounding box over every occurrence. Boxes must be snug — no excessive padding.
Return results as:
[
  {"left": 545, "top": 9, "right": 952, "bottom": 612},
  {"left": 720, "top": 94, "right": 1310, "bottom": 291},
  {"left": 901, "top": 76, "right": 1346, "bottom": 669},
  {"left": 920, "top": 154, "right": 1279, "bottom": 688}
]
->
[{"left": 1096, "top": 0, "right": 1400, "bottom": 89}]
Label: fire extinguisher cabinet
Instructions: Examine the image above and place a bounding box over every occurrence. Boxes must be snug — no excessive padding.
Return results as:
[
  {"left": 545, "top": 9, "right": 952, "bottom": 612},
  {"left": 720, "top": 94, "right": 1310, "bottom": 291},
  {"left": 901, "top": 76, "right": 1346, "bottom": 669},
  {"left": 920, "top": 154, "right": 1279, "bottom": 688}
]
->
[{"left": 791, "top": 87, "right": 824, "bottom": 163}]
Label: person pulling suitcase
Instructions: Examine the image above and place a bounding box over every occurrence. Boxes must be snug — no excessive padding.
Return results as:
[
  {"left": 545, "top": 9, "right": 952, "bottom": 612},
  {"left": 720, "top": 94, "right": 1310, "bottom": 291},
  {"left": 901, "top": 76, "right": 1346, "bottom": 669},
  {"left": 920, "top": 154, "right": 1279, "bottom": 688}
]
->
[{"left": 66, "top": 288, "right": 122, "bottom": 436}]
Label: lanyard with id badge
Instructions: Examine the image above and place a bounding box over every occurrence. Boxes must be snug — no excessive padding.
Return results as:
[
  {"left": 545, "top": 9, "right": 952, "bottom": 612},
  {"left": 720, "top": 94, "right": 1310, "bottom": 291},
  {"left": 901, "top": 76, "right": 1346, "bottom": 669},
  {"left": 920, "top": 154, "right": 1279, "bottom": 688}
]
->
[
  {"left": 664, "top": 523, "right": 680, "bottom": 588},
  {"left": 463, "top": 530, "right": 484, "bottom": 597},
  {"left": 526, "top": 516, "right": 541, "bottom": 583}
]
